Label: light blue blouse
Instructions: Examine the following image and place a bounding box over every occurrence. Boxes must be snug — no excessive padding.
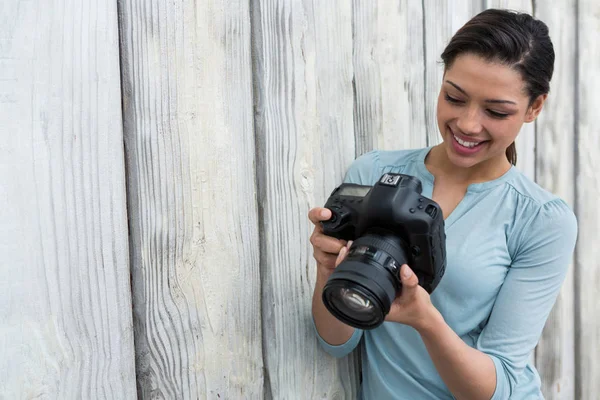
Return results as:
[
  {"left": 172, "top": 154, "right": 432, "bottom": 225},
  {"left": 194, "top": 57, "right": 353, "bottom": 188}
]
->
[{"left": 315, "top": 147, "right": 578, "bottom": 399}]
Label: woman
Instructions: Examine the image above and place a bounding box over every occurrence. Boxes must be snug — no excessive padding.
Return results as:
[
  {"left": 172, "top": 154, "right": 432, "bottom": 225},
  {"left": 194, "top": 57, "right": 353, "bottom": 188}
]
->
[{"left": 309, "top": 9, "right": 578, "bottom": 400}]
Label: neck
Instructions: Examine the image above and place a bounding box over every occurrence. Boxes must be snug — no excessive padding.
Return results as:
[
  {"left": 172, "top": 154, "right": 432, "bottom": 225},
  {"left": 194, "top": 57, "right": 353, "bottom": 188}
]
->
[{"left": 425, "top": 144, "right": 512, "bottom": 185}]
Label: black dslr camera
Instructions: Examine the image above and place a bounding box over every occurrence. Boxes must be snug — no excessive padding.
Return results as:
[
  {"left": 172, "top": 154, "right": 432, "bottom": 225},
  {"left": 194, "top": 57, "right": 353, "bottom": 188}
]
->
[{"left": 321, "top": 172, "right": 447, "bottom": 329}]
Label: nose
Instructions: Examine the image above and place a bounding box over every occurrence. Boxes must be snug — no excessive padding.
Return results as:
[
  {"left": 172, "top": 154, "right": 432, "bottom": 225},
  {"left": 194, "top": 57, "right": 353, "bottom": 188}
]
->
[{"left": 456, "top": 107, "right": 483, "bottom": 135}]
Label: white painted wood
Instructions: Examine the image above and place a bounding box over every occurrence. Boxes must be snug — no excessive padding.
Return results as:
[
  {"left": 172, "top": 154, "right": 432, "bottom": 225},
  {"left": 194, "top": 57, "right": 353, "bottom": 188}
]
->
[
  {"left": 576, "top": 1, "right": 600, "bottom": 397},
  {"left": 252, "top": 0, "right": 359, "bottom": 398},
  {"left": 2, "top": 1, "right": 596, "bottom": 398},
  {"left": 119, "top": 0, "right": 263, "bottom": 398},
  {"left": 352, "top": 0, "right": 427, "bottom": 152},
  {"left": 0, "top": 0, "right": 136, "bottom": 398},
  {"left": 533, "top": 3, "right": 577, "bottom": 398},
  {"left": 422, "top": 1, "right": 483, "bottom": 146},
  {"left": 484, "top": 1, "right": 536, "bottom": 179},
  {"left": 422, "top": 0, "right": 451, "bottom": 147},
  {"left": 448, "top": 2, "right": 483, "bottom": 36}
]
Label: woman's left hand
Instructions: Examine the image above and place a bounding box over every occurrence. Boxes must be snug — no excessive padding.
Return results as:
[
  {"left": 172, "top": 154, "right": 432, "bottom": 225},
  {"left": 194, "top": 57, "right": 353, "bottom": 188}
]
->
[
  {"left": 384, "top": 264, "right": 440, "bottom": 332},
  {"left": 334, "top": 242, "right": 441, "bottom": 332}
]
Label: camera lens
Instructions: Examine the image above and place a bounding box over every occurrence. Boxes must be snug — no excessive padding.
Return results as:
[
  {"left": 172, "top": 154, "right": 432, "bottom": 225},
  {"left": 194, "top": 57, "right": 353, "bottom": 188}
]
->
[
  {"left": 324, "top": 286, "right": 381, "bottom": 326},
  {"left": 322, "top": 233, "right": 409, "bottom": 329},
  {"left": 340, "top": 288, "right": 373, "bottom": 311}
]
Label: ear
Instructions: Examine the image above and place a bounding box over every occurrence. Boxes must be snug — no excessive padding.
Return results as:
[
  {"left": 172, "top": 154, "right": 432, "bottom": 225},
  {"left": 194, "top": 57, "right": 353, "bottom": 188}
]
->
[{"left": 524, "top": 94, "right": 548, "bottom": 123}]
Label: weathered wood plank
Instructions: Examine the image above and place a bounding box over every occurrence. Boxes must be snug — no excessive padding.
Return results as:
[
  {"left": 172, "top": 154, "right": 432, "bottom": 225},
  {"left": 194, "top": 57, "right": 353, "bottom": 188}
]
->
[
  {"left": 423, "top": 1, "right": 482, "bottom": 146},
  {"left": 575, "top": 1, "right": 600, "bottom": 397},
  {"left": 119, "top": 0, "right": 263, "bottom": 398},
  {"left": 0, "top": 0, "right": 136, "bottom": 398},
  {"left": 423, "top": 0, "right": 450, "bottom": 147},
  {"left": 533, "top": 3, "right": 577, "bottom": 398},
  {"left": 251, "top": 1, "right": 359, "bottom": 398},
  {"left": 352, "top": 0, "right": 427, "bottom": 152}
]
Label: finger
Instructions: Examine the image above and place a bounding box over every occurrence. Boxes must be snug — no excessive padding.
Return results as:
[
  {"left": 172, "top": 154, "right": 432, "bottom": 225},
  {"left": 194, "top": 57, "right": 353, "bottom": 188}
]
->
[
  {"left": 400, "top": 264, "right": 419, "bottom": 290},
  {"left": 335, "top": 245, "right": 349, "bottom": 267},
  {"left": 308, "top": 207, "right": 332, "bottom": 226},
  {"left": 310, "top": 231, "right": 347, "bottom": 254},
  {"left": 313, "top": 252, "right": 338, "bottom": 268}
]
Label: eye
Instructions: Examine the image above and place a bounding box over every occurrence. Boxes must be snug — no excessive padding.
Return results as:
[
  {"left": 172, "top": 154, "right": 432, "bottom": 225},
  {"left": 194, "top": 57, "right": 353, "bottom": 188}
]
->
[
  {"left": 444, "top": 93, "right": 463, "bottom": 104},
  {"left": 487, "top": 110, "right": 509, "bottom": 119}
]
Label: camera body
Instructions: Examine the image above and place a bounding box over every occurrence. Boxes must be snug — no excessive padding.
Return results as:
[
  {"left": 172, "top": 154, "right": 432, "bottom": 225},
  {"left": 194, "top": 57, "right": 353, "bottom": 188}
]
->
[{"left": 322, "top": 173, "right": 446, "bottom": 294}]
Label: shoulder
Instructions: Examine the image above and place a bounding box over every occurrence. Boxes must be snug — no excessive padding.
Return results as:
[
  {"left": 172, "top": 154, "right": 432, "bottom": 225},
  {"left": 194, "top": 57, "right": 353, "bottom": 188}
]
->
[
  {"left": 506, "top": 170, "right": 576, "bottom": 224},
  {"left": 344, "top": 147, "right": 427, "bottom": 185},
  {"left": 505, "top": 171, "right": 578, "bottom": 261}
]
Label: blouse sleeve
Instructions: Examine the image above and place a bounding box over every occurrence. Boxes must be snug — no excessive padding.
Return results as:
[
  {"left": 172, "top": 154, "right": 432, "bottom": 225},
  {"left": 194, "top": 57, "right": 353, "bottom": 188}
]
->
[
  {"left": 313, "top": 318, "right": 364, "bottom": 358},
  {"left": 476, "top": 198, "right": 578, "bottom": 399}
]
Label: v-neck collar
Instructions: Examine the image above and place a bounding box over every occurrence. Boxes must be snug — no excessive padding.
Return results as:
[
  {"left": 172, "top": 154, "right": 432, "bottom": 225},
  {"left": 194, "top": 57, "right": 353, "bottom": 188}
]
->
[{"left": 412, "top": 146, "right": 517, "bottom": 228}]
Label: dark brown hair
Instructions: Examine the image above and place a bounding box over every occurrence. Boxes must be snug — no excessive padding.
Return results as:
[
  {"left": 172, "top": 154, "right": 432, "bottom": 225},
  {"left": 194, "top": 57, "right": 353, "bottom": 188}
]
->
[{"left": 440, "top": 9, "right": 555, "bottom": 165}]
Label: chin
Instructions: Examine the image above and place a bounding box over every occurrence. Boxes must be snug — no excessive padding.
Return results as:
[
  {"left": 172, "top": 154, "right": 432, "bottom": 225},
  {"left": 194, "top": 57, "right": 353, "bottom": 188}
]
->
[{"left": 444, "top": 145, "right": 481, "bottom": 168}]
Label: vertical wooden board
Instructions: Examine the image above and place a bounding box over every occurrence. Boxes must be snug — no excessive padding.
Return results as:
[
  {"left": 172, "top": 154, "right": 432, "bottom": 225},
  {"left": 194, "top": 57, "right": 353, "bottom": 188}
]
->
[
  {"left": 533, "top": 3, "right": 577, "bottom": 398},
  {"left": 252, "top": 0, "right": 359, "bottom": 398},
  {"left": 422, "top": 1, "right": 482, "bottom": 146},
  {"left": 576, "top": 1, "right": 600, "bottom": 397},
  {"left": 119, "top": 0, "right": 263, "bottom": 398},
  {"left": 484, "top": 0, "right": 536, "bottom": 180},
  {"left": 422, "top": 0, "right": 450, "bottom": 147},
  {"left": 0, "top": 0, "right": 136, "bottom": 398},
  {"left": 351, "top": 0, "right": 427, "bottom": 153}
]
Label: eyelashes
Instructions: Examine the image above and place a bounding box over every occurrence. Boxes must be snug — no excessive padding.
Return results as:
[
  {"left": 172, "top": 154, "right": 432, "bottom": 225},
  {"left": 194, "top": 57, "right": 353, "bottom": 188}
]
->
[
  {"left": 444, "top": 93, "right": 510, "bottom": 119},
  {"left": 487, "top": 109, "right": 510, "bottom": 119},
  {"left": 444, "top": 93, "right": 462, "bottom": 104}
]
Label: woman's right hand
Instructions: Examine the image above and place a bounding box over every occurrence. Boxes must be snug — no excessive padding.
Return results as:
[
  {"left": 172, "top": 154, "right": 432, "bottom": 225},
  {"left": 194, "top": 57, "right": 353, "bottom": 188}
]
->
[
  {"left": 310, "top": 207, "right": 356, "bottom": 343},
  {"left": 308, "top": 207, "right": 351, "bottom": 276}
]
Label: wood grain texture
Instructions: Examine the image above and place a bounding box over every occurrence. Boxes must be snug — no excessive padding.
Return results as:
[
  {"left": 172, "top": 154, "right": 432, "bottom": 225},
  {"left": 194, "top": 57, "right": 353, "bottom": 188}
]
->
[
  {"left": 422, "top": 0, "right": 450, "bottom": 147},
  {"left": 351, "top": 0, "right": 427, "bottom": 152},
  {"left": 252, "top": 1, "right": 359, "bottom": 398},
  {"left": 576, "top": 1, "right": 600, "bottom": 397},
  {"left": 119, "top": 0, "right": 263, "bottom": 398},
  {"left": 533, "top": 3, "right": 577, "bottom": 398},
  {"left": 422, "top": 1, "right": 482, "bottom": 146},
  {"left": 0, "top": 0, "right": 136, "bottom": 398},
  {"left": 484, "top": 1, "right": 536, "bottom": 180}
]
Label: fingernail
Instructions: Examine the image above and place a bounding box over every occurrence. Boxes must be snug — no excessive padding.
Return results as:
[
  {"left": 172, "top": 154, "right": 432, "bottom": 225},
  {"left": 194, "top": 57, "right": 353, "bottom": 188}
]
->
[
  {"left": 321, "top": 209, "right": 329, "bottom": 218},
  {"left": 402, "top": 265, "right": 412, "bottom": 278},
  {"left": 347, "top": 240, "right": 353, "bottom": 248}
]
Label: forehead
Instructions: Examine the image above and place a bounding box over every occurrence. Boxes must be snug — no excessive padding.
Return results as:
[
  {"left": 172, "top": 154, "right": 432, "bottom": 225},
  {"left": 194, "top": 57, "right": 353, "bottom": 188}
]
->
[{"left": 444, "top": 54, "right": 528, "bottom": 101}]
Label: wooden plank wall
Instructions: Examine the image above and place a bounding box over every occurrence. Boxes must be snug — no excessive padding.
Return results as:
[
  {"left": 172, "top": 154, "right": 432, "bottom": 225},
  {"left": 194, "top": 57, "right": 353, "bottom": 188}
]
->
[
  {"left": 2, "top": 0, "right": 598, "bottom": 399},
  {"left": 0, "top": 0, "right": 137, "bottom": 398},
  {"left": 119, "top": 0, "right": 598, "bottom": 398}
]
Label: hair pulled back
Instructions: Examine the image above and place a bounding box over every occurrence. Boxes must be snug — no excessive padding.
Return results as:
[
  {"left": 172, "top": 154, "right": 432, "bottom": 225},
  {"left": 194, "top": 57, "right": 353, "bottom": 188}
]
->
[{"left": 441, "top": 9, "right": 554, "bottom": 165}]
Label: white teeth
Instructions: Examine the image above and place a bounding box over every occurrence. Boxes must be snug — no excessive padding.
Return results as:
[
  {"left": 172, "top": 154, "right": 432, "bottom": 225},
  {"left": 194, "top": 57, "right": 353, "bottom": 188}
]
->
[{"left": 454, "top": 134, "right": 480, "bottom": 148}]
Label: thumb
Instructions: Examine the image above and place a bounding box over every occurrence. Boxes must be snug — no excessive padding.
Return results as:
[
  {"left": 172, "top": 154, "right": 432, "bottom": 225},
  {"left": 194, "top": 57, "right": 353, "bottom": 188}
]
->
[{"left": 400, "top": 264, "right": 419, "bottom": 291}]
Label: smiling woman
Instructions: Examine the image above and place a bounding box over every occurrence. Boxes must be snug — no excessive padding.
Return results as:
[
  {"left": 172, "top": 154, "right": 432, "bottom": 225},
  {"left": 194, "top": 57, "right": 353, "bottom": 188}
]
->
[
  {"left": 435, "top": 54, "right": 545, "bottom": 174},
  {"left": 310, "top": 8, "right": 578, "bottom": 400}
]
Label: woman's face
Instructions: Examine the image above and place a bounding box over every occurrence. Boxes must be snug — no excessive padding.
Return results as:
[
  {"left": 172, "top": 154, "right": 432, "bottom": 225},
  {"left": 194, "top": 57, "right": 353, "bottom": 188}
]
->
[{"left": 436, "top": 53, "right": 546, "bottom": 170}]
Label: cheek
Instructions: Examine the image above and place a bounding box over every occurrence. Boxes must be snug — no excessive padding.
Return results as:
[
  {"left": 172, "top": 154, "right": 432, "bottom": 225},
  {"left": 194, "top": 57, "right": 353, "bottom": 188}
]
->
[
  {"left": 487, "top": 119, "right": 522, "bottom": 144},
  {"left": 436, "top": 101, "right": 453, "bottom": 125}
]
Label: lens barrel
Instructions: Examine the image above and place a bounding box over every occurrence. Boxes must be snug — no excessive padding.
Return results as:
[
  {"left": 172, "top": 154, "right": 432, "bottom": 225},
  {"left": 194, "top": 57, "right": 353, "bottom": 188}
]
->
[{"left": 322, "top": 233, "right": 409, "bottom": 329}]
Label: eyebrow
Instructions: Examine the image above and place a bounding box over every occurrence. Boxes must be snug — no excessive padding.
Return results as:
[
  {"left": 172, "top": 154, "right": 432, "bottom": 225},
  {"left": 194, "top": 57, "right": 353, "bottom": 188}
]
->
[{"left": 446, "top": 80, "right": 517, "bottom": 105}]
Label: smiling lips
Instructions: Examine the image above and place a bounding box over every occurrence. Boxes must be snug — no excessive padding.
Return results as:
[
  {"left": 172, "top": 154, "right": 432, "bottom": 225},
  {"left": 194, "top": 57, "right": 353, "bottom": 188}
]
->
[
  {"left": 453, "top": 134, "right": 483, "bottom": 148},
  {"left": 449, "top": 126, "right": 488, "bottom": 148},
  {"left": 447, "top": 127, "right": 489, "bottom": 156}
]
